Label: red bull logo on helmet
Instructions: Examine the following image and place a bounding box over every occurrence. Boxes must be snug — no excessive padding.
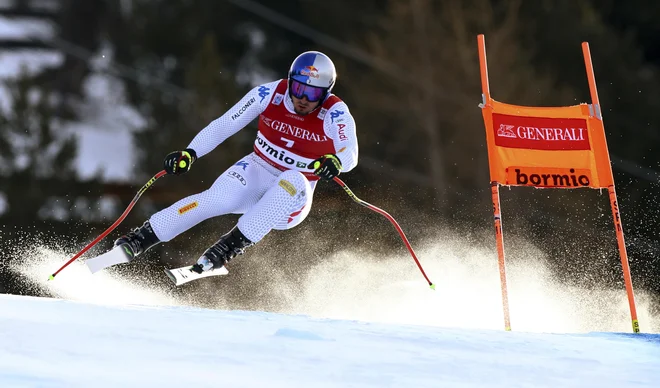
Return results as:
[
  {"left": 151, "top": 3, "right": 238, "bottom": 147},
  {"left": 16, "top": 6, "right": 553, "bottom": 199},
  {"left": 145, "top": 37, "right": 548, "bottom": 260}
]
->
[{"left": 300, "top": 65, "right": 320, "bottom": 78}]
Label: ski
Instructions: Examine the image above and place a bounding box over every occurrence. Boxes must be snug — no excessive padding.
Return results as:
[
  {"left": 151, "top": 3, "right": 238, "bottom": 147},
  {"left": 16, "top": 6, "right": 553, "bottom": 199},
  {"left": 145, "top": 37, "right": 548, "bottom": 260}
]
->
[
  {"left": 85, "top": 246, "right": 133, "bottom": 274},
  {"left": 83, "top": 245, "right": 229, "bottom": 286},
  {"left": 164, "top": 265, "right": 229, "bottom": 286}
]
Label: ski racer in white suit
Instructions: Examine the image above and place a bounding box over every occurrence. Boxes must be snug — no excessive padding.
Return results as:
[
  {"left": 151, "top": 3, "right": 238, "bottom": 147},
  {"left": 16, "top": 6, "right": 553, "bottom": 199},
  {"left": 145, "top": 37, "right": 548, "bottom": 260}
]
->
[{"left": 114, "top": 51, "right": 359, "bottom": 273}]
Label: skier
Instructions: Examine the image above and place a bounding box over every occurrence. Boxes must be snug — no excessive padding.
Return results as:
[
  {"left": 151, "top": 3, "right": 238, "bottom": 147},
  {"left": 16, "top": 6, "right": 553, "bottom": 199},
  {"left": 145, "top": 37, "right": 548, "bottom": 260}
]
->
[{"left": 113, "top": 51, "right": 358, "bottom": 274}]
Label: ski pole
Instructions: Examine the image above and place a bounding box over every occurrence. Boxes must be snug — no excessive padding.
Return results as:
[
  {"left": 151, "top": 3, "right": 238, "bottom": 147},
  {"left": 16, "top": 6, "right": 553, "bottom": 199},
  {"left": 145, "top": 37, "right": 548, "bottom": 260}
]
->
[
  {"left": 48, "top": 170, "right": 168, "bottom": 280},
  {"left": 332, "top": 177, "right": 435, "bottom": 289}
]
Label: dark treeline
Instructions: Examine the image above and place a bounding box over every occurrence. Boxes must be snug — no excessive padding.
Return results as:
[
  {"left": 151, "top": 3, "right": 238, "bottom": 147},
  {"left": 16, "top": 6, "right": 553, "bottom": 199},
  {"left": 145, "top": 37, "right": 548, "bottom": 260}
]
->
[{"left": 1, "top": 1, "right": 659, "bottom": 313}]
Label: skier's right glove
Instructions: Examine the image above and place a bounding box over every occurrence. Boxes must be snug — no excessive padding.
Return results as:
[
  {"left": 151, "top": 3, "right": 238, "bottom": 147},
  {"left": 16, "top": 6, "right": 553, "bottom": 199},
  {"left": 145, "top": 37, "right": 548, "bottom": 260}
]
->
[{"left": 163, "top": 148, "right": 197, "bottom": 175}]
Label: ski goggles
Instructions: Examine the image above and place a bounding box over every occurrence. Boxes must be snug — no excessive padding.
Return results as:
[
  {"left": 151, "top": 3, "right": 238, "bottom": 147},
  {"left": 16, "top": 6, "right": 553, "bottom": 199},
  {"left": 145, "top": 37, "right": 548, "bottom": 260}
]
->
[{"left": 290, "top": 79, "right": 327, "bottom": 102}]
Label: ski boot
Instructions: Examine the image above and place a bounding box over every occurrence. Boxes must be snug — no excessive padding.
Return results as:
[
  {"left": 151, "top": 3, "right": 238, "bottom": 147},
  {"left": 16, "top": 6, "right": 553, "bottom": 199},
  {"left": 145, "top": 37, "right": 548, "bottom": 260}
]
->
[
  {"left": 114, "top": 220, "right": 161, "bottom": 261},
  {"left": 191, "top": 227, "right": 253, "bottom": 273}
]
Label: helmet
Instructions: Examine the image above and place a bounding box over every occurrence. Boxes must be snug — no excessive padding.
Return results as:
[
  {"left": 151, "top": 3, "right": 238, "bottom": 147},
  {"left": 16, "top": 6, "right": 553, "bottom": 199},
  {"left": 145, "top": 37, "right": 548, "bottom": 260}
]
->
[{"left": 288, "top": 51, "right": 336, "bottom": 102}]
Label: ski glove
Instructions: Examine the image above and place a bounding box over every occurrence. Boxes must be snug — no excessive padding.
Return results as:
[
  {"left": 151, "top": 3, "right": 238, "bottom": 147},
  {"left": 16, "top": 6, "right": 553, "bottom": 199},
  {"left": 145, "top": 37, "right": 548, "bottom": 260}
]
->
[
  {"left": 164, "top": 148, "right": 197, "bottom": 175},
  {"left": 309, "top": 154, "right": 342, "bottom": 180}
]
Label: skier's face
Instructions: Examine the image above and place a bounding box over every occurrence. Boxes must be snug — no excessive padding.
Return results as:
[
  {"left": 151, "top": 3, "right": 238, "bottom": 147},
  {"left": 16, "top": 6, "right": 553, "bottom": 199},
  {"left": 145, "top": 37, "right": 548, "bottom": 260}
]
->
[{"left": 291, "top": 95, "right": 320, "bottom": 116}]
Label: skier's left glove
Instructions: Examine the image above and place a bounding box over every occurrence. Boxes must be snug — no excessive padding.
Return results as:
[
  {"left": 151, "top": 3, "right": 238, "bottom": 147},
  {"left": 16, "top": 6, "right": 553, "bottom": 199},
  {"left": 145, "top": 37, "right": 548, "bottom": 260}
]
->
[
  {"left": 309, "top": 154, "right": 342, "bottom": 180},
  {"left": 163, "top": 148, "right": 197, "bottom": 175}
]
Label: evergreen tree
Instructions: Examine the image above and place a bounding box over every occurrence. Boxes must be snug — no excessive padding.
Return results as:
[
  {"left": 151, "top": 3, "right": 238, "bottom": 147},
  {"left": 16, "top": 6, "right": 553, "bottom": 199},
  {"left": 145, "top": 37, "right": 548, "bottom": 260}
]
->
[{"left": 0, "top": 70, "right": 77, "bottom": 223}]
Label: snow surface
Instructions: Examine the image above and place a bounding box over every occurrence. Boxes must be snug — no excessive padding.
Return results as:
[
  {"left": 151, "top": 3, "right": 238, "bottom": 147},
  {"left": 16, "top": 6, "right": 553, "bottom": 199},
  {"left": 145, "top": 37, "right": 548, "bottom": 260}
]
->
[
  {"left": 0, "top": 293, "right": 659, "bottom": 387},
  {"left": 1, "top": 231, "right": 659, "bottom": 386}
]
